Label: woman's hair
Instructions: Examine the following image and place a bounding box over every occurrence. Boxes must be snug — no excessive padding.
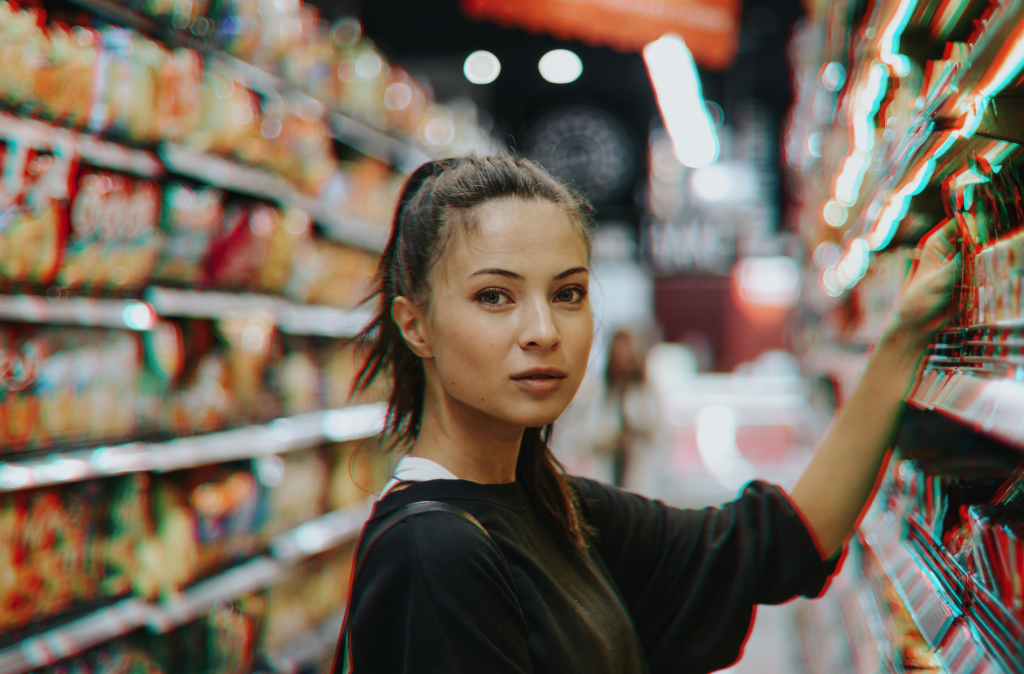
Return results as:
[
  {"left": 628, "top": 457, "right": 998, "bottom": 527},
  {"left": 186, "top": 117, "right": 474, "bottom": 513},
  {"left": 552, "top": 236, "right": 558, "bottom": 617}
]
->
[{"left": 352, "top": 155, "right": 593, "bottom": 550}]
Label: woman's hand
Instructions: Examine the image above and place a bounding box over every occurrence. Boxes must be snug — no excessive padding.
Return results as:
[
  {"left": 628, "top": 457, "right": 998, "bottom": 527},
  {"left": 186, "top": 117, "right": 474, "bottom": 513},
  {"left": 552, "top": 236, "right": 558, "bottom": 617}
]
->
[
  {"left": 888, "top": 220, "right": 959, "bottom": 343},
  {"left": 791, "top": 220, "right": 959, "bottom": 558}
]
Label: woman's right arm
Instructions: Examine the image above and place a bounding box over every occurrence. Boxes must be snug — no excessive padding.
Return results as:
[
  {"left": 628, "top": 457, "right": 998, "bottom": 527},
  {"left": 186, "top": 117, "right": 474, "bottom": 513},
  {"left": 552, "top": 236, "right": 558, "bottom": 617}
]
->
[{"left": 343, "top": 513, "right": 533, "bottom": 674}]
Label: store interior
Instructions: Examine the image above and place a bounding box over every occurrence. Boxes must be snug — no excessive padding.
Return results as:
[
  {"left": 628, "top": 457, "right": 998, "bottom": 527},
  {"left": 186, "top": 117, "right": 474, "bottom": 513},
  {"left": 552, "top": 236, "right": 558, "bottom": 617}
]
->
[{"left": 0, "top": 0, "right": 1023, "bottom": 671}]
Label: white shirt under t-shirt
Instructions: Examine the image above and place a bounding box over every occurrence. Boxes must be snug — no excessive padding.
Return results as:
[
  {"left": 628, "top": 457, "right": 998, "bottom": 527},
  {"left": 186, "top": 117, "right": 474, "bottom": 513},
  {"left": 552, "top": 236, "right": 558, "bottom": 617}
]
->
[{"left": 380, "top": 456, "right": 459, "bottom": 497}]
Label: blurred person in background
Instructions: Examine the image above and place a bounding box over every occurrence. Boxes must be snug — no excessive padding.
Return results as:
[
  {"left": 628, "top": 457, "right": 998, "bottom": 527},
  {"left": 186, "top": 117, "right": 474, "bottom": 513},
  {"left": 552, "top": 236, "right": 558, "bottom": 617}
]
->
[{"left": 591, "top": 329, "right": 667, "bottom": 493}]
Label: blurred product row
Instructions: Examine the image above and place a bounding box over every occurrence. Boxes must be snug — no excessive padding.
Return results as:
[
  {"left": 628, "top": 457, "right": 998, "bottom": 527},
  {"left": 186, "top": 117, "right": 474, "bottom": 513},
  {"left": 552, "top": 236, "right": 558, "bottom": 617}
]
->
[
  {"left": 0, "top": 439, "right": 390, "bottom": 674},
  {"left": 0, "top": 1, "right": 448, "bottom": 671},
  {"left": 0, "top": 120, "right": 380, "bottom": 299},
  {"left": 790, "top": 0, "right": 1024, "bottom": 671},
  {"left": 0, "top": 321, "right": 384, "bottom": 451}
]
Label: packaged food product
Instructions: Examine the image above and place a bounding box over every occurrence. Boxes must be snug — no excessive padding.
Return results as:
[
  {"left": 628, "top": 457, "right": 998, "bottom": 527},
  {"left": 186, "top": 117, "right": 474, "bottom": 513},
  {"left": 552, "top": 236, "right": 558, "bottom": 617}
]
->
[
  {"left": 285, "top": 239, "right": 378, "bottom": 309},
  {"left": 30, "top": 24, "right": 97, "bottom": 129},
  {"left": 204, "top": 201, "right": 280, "bottom": 291},
  {"left": 0, "top": 2, "right": 48, "bottom": 111},
  {"left": 152, "top": 592, "right": 266, "bottom": 674},
  {"left": 216, "top": 311, "right": 279, "bottom": 421},
  {"left": 59, "top": 166, "right": 162, "bottom": 291},
  {"left": 0, "top": 326, "right": 143, "bottom": 452},
  {"left": 0, "top": 140, "right": 73, "bottom": 287},
  {"left": 0, "top": 481, "right": 108, "bottom": 635},
  {"left": 152, "top": 182, "right": 225, "bottom": 287},
  {"left": 257, "top": 447, "right": 328, "bottom": 543},
  {"left": 89, "top": 28, "right": 201, "bottom": 144},
  {"left": 278, "top": 343, "right": 323, "bottom": 416},
  {"left": 263, "top": 546, "right": 352, "bottom": 656},
  {"left": 138, "top": 465, "right": 263, "bottom": 597}
]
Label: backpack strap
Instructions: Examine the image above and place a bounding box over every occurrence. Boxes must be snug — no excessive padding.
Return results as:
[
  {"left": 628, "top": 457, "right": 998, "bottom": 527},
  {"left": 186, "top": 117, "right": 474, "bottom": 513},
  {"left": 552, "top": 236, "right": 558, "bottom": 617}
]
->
[{"left": 331, "top": 501, "right": 492, "bottom": 674}]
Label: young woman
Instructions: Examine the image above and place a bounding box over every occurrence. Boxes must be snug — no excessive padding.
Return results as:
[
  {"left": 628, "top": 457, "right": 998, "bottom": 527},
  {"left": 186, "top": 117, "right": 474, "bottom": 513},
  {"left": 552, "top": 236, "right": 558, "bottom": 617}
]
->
[{"left": 334, "top": 156, "right": 955, "bottom": 674}]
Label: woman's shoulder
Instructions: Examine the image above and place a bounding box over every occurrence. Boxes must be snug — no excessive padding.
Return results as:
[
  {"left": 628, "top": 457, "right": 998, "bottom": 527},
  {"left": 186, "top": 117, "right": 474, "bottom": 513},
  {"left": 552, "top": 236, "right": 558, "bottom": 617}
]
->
[{"left": 357, "top": 491, "right": 513, "bottom": 584}]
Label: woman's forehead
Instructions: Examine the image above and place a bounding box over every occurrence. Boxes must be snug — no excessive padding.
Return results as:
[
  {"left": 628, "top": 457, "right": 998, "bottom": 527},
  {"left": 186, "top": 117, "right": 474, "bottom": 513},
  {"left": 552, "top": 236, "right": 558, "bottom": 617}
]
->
[{"left": 455, "top": 198, "right": 588, "bottom": 267}]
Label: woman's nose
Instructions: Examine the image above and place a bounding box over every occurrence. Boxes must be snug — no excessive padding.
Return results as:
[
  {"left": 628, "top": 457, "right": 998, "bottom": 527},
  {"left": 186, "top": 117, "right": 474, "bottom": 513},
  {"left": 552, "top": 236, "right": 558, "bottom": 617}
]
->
[{"left": 519, "top": 299, "right": 560, "bottom": 350}]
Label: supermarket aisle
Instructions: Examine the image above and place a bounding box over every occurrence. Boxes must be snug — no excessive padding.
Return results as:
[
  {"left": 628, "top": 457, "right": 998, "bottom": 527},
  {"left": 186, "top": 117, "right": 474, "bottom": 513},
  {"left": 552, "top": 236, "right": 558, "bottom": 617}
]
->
[{"left": 723, "top": 603, "right": 804, "bottom": 674}]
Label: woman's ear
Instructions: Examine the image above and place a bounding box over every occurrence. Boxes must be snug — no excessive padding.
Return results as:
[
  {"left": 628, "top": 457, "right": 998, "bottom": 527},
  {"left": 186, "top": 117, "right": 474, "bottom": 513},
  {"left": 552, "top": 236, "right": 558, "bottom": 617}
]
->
[{"left": 392, "top": 296, "right": 434, "bottom": 358}]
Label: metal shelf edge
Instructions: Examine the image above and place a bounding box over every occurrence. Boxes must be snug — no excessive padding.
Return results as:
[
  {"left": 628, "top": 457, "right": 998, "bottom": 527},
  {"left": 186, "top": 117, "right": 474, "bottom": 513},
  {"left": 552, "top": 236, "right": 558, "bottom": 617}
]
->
[{"left": 0, "top": 403, "right": 386, "bottom": 492}]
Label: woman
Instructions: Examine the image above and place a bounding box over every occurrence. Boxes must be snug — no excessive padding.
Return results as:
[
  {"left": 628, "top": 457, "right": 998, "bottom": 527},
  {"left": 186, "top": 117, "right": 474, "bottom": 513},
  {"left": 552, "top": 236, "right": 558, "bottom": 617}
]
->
[{"left": 334, "top": 156, "right": 955, "bottom": 673}]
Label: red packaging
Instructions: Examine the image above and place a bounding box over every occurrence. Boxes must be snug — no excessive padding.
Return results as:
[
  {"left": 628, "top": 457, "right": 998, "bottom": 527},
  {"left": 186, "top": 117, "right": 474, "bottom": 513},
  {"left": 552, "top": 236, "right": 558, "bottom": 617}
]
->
[{"left": 59, "top": 167, "right": 162, "bottom": 291}]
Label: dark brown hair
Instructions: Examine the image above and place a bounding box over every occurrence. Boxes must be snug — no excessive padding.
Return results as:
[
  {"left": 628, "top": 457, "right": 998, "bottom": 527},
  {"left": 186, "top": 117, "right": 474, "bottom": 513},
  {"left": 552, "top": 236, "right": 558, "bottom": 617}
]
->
[{"left": 352, "top": 155, "right": 592, "bottom": 549}]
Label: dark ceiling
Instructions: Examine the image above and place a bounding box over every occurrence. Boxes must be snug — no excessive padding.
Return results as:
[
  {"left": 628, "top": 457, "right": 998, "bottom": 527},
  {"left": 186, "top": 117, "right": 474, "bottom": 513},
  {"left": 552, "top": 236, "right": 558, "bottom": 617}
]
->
[{"left": 322, "top": 0, "right": 806, "bottom": 228}]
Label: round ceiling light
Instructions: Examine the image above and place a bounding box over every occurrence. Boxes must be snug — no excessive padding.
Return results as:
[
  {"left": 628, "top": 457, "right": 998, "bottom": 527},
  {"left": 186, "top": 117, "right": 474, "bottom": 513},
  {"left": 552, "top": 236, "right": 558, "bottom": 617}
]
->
[
  {"left": 538, "top": 49, "right": 582, "bottom": 84},
  {"left": 464, "top": 50, "right": 501, "bottom": 85}
]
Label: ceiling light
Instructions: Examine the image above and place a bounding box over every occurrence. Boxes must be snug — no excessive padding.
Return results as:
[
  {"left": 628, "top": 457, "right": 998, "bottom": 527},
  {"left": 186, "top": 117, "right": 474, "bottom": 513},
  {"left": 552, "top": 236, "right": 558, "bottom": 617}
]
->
[
  {"left": 463, "top": 50, "right": 501, "bottom": 85},
  {"left": 643, "top": 35, "right": 719, "bottom": 168},
  {"left": 539, "top": 50, "right": 582, "bottom": 84}
]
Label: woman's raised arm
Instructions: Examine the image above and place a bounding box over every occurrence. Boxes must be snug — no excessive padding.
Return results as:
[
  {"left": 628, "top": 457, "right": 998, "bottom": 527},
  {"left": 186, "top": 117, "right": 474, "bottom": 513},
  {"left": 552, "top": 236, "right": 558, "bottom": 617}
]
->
[{"left": 790, "top": 221, "right": 958, "bottom": 557}]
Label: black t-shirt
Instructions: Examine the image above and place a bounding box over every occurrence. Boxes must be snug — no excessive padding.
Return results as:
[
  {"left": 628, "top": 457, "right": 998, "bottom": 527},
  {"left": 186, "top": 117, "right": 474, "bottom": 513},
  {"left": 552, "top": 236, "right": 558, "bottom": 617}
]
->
[{"left": 341, "top": 477, "right": 839, "bottom": 674}]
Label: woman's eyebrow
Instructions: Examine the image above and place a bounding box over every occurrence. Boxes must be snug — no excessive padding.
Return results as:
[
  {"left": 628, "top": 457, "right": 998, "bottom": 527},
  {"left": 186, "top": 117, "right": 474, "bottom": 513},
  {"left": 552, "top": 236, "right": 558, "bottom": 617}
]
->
[
  {"left": 469, "top": 268, "right": 524, "bottom": 280},
  {"left": 554, "top": 266, "right": 589, "bottom": 280}
]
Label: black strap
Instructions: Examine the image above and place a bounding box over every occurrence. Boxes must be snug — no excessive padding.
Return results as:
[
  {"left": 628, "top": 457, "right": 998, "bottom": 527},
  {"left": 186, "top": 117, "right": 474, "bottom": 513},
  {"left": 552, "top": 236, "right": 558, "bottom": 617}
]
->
[{"left": 331, "top": 501, "right": 492, "bottom": 673}]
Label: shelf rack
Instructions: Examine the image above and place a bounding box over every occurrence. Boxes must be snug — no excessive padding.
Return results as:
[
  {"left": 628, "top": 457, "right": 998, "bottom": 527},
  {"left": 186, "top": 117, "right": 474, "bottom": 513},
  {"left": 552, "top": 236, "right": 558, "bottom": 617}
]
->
[
  {"left": 0, "top": 403, "right": 386, "bottom": 492},
  {"left": 909, "top": 369, "right": 1024, "bottom": 453},
  {"left": 65, "top": 0, "right": 431, "bottom": 173},
  {"left": 0, "top": 496, "right": 376, "bottom": 672},
  {"left": 859, "top": 500, "right": 1024, "bottom": 674},
  {"left": 0, "top": 288, "right": 374, "bottom": 338}
]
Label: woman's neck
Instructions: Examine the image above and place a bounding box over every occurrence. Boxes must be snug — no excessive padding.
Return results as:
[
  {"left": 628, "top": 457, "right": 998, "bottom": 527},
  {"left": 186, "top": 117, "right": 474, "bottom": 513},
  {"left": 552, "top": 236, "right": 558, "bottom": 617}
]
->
[{"left": 408, "top": 384, "right": 522, "bottom": 484}]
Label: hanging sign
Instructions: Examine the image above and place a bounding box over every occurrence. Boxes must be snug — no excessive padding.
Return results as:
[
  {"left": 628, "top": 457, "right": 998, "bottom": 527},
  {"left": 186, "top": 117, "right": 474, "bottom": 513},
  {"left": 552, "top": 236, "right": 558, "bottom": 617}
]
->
[{"left": 461, "top": 0, "right": 743, "bottom": 70}]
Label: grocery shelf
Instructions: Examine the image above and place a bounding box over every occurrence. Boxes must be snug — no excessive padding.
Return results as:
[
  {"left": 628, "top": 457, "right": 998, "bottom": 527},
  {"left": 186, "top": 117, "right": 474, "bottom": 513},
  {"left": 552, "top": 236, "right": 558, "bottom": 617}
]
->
[
  {"left": 271, "top": 498, "right": 373, "bottom": 564},
  {"left": 860, "top": 503, "right": 1020, "bottom": 674},
  {"left": 0, "top": 493, "right": 374, "bottom": 673},
  {"left": 0, "top": 112, "right": 163, "bottom": 178},
  {"left": 66, "top": 0, "right": 428, "bottom": 171},
  {"left": 0, "top": 295, "right": 158, "bottom": 331},
  {"left": 0, "top": 288, "right": 373, "bottom": 337},
  {"left": 146, "top": 286, "right": 374, "bottom": 337},
  {"left": 147, "top": 557, "right": 284, "bottom": 633},
  {"left": 0, "top": 599, "right": 152, "bottom": 674},
  {"left": 909, "top": 369, "right": 1024, "bottom": 453},
  {"left": 158, "top": 144, "right": 389, "bottom": 252},
  {"left": 0, "top": 403, "right": 387, "bottom": 492},
  {"left": 264, "top": 609, "right": 345, "bottom": 674}
]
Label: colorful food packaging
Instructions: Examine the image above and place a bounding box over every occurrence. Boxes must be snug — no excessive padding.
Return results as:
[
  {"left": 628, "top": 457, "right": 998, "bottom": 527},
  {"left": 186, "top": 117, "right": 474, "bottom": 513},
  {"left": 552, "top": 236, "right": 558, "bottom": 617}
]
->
[
  {"left": 0, "top": 140, "right": 73, "bottom": 288},
  {"left": 30, "top": 24, "right": 97, "bottom": 129},
  {"left": 152, "top": 182, "right": 225, "bottom": 287},
  {"left": 0, "top": 481, "right": 107, "bottom": 635},
  {"left": 263, "top": 546, "right": 352, "bottom": 656},
  {"left": 0, "top": 326, "right": 143, "bottom": 452},
  {"left": 138, "top": 466, "right": 263, "bottom": 598},
  {"left": 284, "top": 239, "right": 378, "bottom": 309},
  {"left": 59, "top": 166, "right": 162, "bottom": 291}
]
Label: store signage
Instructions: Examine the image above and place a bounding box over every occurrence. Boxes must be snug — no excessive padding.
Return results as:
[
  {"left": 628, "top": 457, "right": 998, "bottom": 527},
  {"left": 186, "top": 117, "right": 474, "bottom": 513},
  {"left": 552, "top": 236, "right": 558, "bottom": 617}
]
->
[{"left": 461, "top": 0, "right": 742, "bottom": 69}]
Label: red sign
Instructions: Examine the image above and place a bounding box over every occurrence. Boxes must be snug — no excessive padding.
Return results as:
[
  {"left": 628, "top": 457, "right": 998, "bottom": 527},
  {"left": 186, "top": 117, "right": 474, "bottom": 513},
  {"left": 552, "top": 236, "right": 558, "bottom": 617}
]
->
[{"left": 461, "top": 0, "right": 743, "bottom": 70}]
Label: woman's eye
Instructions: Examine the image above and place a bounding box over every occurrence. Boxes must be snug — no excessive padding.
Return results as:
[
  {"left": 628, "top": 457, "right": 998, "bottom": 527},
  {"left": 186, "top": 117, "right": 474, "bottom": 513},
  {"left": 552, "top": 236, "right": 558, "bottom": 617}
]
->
[
  {"left": 555, "top": 287, "right": 584, "bottom": 303},
  {"left": 478, "top": 290, "right": 507, "bottom": 305}
]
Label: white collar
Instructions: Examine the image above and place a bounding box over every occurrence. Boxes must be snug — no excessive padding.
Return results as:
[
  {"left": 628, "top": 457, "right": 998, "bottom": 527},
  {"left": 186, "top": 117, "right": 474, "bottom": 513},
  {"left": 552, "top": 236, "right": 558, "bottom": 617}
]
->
[{"left": 380, "top": 456, "right": 459, "bottom": 497}]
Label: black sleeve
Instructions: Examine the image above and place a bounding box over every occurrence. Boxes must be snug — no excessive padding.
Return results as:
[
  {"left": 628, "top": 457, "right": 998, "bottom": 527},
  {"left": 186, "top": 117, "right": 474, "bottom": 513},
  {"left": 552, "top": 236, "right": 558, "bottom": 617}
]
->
[
  {"left": 347, "top": 512, "right": 534, "bottom": 674},
  {"left": 575, "top": 478, "right": 841, "bottom": 674}
]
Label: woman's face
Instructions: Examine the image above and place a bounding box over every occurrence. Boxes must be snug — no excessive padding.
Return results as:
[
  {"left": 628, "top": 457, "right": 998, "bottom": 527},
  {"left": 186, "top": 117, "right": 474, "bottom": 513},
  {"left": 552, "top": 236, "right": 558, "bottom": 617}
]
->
[{"left": 417, "top": 197, "right": 593, "bottom": 429}]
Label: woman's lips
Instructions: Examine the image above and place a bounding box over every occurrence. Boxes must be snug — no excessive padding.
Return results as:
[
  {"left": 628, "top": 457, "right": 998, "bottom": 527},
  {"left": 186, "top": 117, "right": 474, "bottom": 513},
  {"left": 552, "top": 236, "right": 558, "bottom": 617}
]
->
[{"left": 511, "top": 369, "right": 567, "bottom": 394}]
